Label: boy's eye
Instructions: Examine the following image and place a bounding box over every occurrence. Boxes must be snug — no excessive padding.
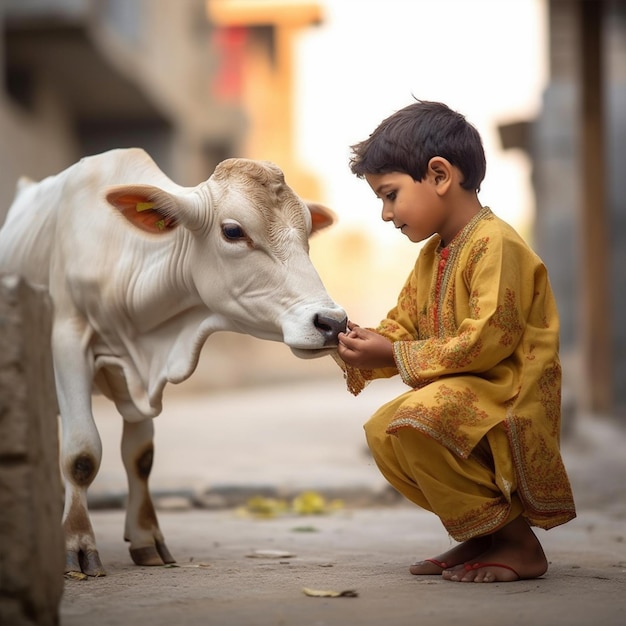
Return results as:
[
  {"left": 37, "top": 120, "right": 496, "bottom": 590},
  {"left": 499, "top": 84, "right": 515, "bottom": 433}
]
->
[{"left": 386, "top": 191, "right": 397, "bottom": 201}]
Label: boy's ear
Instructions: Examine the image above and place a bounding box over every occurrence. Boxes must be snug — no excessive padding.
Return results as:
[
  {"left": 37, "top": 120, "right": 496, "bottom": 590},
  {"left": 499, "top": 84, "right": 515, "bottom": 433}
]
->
[{"left": 427, "top": 157, "right": 453, "bottom": 195}]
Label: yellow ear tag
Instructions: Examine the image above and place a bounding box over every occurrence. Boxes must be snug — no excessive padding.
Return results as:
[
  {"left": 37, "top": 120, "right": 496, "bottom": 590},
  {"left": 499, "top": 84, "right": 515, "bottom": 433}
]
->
[
  {"left": 155, "top": 219, "right": 166, "bottom": 231},
  {"left": 136, "top": 201, "right": 155, "bottom": 212}
]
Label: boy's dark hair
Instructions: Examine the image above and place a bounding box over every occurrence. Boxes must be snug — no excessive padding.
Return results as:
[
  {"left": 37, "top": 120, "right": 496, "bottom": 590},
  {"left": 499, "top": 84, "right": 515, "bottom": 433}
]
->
[{"left": 349, "top": 100, "right": 486, "bottom": 192}]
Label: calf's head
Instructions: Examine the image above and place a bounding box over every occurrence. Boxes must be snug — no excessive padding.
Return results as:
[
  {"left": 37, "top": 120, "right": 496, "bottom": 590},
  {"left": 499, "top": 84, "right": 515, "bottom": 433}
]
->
[{"left": 106, "top": 158, "right": 347, "bottom": 356}]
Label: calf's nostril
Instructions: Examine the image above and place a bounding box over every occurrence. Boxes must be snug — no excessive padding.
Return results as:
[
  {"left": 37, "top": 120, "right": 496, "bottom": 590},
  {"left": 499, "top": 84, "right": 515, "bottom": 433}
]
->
[{"left": 314, "top": 313, "right": 348, "bottom": 345}]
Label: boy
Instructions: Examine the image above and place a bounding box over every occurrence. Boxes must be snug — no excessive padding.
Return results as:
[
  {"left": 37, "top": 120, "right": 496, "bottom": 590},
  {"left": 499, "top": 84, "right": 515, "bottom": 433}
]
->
[{"left": 336, "top": 100, "right": 576, "bottom": 583}]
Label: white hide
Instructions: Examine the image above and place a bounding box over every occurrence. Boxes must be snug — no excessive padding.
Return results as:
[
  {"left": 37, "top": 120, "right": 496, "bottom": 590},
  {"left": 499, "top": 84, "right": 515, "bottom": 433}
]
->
[
  {"left": 0, "top": 148, "right": 346, "bottom": 420},
  {"left": 0, "top": 148, "right": 346, "bottom": 576}
]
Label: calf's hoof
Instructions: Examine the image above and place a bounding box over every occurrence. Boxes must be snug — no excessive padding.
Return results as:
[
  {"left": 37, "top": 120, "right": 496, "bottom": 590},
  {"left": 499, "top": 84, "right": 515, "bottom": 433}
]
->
[
  {"left": 65, "top": 549, "right": 106, "bottom": 577},
  {"left": 130, "top": 541, "right": 176, "bottom": 566}
]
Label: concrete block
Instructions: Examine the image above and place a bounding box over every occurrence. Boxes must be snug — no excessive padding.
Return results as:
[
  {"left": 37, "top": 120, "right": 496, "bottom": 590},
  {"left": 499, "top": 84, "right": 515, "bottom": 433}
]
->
[{"left": 0, "top": 275, "right": 64, "bottom": 626}]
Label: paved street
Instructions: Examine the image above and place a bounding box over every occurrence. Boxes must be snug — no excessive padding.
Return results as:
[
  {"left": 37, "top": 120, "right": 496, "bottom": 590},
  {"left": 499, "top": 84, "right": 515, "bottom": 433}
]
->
[{"left": 60, "top": 375, "right": 626, "bottom": 626}]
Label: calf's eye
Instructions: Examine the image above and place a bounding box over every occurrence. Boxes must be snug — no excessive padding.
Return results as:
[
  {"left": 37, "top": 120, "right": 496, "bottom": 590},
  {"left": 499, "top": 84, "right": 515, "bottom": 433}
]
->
[{"left": 221, "top": 222, "right": 247, "bottom": 241}]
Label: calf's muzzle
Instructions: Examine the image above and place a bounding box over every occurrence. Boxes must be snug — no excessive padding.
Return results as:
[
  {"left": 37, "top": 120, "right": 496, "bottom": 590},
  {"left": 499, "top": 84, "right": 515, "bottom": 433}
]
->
[{"left": 314, "top": 313, "right": 348, "bottom": 346}]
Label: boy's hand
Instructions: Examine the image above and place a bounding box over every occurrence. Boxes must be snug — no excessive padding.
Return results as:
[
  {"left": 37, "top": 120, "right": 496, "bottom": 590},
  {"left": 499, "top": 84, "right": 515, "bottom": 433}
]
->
[{"left": 337, "top": 321, "right": 395, "bottom": 369}]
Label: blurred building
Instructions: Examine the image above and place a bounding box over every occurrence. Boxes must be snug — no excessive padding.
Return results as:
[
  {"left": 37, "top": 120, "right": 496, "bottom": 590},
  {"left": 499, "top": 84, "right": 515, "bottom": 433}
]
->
[
  {"left": 0, "top": 0, "right": 246, "bottom": 218},
  {"left": 501, "top": 0, "right": 626, "bottom": 418},
  {"left": 2, "top": 0, "right": 626, "bottom": 417},
  {"left": 206, "top": 0, "right": 323, "bottom": 200},
  {"left": 0, "top": 0, "right": 324, "bottom": 218}
]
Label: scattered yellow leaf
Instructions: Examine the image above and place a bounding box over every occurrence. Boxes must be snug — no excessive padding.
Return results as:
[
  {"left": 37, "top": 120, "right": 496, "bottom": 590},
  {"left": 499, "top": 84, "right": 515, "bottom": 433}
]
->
[
  {"left": 292, "top": 491, "right": 327, "bottom": 515},
  {"left": 245, "top": 496, "right": 288, "bottom": 518},
  {"left": 241, "top": 492, "right": 343, "bottom": 519}
]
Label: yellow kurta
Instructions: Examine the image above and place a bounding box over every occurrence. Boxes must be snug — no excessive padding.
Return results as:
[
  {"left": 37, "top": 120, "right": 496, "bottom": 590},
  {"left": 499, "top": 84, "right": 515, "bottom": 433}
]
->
[{"left": 341, "top": 207, "right": 576, "bottom": 535}]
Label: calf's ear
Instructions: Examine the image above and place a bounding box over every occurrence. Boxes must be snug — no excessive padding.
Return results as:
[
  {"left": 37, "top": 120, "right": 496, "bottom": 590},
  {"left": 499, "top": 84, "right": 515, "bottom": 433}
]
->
[
  {"left": 106, "top": 185, "right": 179, "bottom": 234},
  {"left": 306, "top": 202, "right": 337, "bottom": 235}
]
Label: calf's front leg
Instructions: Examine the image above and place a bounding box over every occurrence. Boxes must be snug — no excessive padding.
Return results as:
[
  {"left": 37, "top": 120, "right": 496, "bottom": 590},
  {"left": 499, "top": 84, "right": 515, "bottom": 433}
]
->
[
  {"left": 121, "top": 418, "right": 175, "bottom": 566},
  {"left": 54, "top": 321, "right": 106, "bottom": 577}
]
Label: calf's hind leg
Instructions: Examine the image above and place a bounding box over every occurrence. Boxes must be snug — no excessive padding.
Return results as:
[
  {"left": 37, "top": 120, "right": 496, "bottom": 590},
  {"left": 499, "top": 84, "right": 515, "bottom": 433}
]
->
[{"left": 121, "top": 418, "right": 175, "bottom": 566}]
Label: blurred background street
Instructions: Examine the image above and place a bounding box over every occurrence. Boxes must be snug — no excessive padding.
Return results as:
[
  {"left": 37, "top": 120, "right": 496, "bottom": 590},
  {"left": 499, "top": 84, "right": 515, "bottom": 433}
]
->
[
  {"left": 87, "top": 369, "right": 626, "bottom": 519},
  {"left": 3, "top": 0, "right": 626, "bottom": 426}
]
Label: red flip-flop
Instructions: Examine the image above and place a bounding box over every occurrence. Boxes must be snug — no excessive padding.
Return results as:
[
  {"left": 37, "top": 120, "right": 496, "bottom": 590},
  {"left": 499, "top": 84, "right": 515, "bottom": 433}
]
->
[
  {"left": 409, "top": 558, "right": 449, "bottom": 575},
  {"left": 463, "top": 562, "right": 520, "bottom": 579}
]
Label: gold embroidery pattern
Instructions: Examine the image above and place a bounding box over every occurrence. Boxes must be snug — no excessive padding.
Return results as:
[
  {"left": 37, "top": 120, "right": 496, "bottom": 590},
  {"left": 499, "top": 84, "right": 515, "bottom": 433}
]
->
[
  {"left": 506, "top": 361, "right": 572, "bottom": 527},
  {"left": 538, "top": 363, "right": 562, "bottom": 436},
  {"left": 440, "top": 330, "right": 482, "bottom": 369},
  {"left": 440, "top": 295, "right": 459, "bottom": 336},
  {"left": 442, "top": 499, "right": 511, "bottom": 542},
  {"left": 506, "top": 413, "right": 575, "bottom": 529},
  {"left": 489, "top": 288, "right": 523, "bottom": 347},
  {"left": 469, "top": 288, "right": 481, "bottom": 319},
  {"left": 434, "top": 210, "right": 492, "bottom": 338},
  {"left": 395, "top": 329, "right": 482, "bottom": 387},
  {"left": 387, "top": 384, "right": 488, "bottom": 458},
  {"left": 379, "top": 319, "right": 410, "bottom": 340},
  {"left": 398, "top": 279, "right": 418, "bottom": 319},
  {"left": 464, "top": 237, "right": 490, "bottom": 284}
]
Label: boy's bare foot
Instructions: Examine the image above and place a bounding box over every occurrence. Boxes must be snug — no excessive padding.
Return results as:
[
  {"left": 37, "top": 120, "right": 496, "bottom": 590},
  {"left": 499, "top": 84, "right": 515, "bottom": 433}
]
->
[
  {"left": 409, "top": 535, "right": 491, "bottom": 575},
  {"left": 441, "top": 516, "right": 548, "bottom": 583}
]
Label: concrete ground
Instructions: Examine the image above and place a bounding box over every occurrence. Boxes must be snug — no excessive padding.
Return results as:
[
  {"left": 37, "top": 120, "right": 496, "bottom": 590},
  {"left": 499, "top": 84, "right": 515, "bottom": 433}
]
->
[{"left": 59, "top": 376, "right": 626, "bottom": 626}]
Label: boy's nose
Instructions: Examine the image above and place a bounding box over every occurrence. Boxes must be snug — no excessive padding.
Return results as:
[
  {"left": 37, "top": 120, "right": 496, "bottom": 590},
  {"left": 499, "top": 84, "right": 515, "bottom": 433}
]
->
[{"left": 381, "top": 206, "right": 393, "bottom": 222}]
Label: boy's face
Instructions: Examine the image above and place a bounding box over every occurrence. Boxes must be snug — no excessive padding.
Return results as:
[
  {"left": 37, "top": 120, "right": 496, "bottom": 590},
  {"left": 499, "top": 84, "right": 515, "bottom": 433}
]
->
[{"left": 365, "top": 171, "right": 444, "bottom": 244}]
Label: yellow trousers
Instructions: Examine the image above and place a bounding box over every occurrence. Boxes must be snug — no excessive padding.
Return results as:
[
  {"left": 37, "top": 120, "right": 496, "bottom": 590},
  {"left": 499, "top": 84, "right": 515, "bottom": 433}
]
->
[{"left": 364, "top": 410, "right": 524, "bottom": 542}]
